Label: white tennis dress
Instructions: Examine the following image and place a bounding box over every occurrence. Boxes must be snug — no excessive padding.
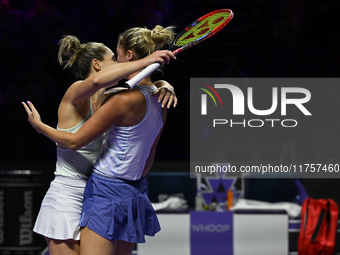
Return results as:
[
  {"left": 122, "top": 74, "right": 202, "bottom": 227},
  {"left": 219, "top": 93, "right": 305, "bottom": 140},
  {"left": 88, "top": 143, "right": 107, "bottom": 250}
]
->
[{"left": 33, "top": 102, "right": 104, "bottom": 240}]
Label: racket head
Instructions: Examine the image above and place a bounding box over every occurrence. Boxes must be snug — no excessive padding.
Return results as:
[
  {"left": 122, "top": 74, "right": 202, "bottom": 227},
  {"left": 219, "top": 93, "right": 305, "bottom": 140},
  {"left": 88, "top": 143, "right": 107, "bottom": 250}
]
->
[{"left": 172, "top": 9, "right": 234, "bottom": 54}]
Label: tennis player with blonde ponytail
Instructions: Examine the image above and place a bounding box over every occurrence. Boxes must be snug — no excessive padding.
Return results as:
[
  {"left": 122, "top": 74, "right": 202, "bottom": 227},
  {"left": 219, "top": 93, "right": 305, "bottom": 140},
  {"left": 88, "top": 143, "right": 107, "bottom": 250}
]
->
[{"left": 25, "top": 33, "right": 176, "bottom": 255}]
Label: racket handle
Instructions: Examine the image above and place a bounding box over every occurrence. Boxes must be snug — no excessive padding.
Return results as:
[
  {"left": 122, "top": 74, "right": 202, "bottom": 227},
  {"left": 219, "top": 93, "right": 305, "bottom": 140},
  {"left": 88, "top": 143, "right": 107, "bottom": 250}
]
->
[{"left": 125, "top": 63, "right": 161, "bottom": 89}]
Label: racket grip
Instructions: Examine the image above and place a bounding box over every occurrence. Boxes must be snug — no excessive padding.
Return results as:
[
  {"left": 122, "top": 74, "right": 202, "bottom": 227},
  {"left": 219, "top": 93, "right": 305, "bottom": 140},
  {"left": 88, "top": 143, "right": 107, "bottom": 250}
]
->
[{"left": 125, "top": 63, "right": 161, "bottom": 89}]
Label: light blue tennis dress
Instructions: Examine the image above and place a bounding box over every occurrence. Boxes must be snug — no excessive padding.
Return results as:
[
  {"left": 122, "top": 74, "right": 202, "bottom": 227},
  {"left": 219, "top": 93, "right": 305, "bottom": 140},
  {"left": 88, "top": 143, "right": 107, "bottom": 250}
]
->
[{"left": 80, "top": 84, "right": 163, "bottom": 243}]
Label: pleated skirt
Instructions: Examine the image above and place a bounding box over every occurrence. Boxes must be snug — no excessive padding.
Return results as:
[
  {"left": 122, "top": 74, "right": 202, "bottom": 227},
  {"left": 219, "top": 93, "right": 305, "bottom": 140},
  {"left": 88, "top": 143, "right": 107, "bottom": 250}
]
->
[{"left": 80, "top": 172, "right": 160, "bottom": 243}]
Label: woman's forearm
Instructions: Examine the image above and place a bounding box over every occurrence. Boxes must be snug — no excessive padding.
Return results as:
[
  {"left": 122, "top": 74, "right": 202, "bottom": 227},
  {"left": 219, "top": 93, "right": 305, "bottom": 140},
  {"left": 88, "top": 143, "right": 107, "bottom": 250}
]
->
[{"left": 35, "top": 122, "right": 79, "bottom": 150}]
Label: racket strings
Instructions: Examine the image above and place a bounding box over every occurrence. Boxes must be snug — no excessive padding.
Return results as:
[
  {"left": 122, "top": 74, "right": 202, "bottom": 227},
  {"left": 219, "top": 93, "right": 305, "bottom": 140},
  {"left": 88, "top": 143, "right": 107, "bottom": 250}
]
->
[{"left": 175, "top": 11, "right": 231, "bottom": 47}]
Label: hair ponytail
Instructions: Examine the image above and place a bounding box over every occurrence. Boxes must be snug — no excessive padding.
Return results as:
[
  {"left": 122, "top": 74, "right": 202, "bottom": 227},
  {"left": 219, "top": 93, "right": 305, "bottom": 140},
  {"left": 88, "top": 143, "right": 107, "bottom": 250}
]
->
[
  {"left": 58, "top": 35, "right": 81, "bottom": 69},
  {"left": 57, "top": 35, "right": 108, "bottom": 80}
]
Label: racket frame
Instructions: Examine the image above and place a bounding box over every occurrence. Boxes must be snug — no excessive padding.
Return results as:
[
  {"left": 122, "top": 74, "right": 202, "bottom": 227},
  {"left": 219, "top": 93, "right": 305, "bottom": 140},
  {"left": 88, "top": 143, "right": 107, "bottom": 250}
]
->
[
  {"left": 125, "top": 9, "right": 234, "bottom": 89},
  {"left": 172, "top": 9, "right": 234, "bottom": 55}
]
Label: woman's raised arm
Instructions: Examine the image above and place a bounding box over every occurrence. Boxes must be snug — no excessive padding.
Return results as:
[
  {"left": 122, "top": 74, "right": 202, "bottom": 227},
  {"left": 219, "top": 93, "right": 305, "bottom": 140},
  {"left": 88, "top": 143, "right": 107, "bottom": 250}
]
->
[
  {"left": 22, "top": 90, "right": 140, "bottom": 150},
  {"left": 68, "top": 50, "right": 175, "bottom": 104}
]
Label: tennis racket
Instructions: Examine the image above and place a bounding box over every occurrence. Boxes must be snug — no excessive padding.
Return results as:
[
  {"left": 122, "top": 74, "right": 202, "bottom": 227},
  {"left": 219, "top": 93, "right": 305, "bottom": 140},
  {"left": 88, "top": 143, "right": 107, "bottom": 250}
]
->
[{"left": 125, "top": 9, "right": 234, "bottom": 89}]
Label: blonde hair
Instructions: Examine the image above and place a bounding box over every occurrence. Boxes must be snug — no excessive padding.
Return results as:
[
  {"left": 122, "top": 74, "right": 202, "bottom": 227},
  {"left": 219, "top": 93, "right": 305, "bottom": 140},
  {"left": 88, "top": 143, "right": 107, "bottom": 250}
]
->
[
  {"left": 118, "top": 25, "right": 175, "bottom": 60},
  {"left": 58, "top": 35, "right": 108, "bottom": 80}
]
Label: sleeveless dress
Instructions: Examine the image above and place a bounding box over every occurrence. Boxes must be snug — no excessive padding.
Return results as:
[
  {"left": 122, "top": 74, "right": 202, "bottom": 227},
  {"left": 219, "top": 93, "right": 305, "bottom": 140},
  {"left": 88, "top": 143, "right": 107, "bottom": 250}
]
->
[
  {"left": 80, "top": 84, "right": 163, "bottom": 243},
  {"left": 33, "top": 102, "right": 104, "bottom": 240}
]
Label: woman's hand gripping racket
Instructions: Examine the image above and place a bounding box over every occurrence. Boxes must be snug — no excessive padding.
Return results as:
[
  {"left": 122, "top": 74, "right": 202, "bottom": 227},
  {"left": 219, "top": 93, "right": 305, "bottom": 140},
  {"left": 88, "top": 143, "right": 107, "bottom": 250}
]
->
[{"left": 125, "top": 9, "right": 234, "bottom": 89}]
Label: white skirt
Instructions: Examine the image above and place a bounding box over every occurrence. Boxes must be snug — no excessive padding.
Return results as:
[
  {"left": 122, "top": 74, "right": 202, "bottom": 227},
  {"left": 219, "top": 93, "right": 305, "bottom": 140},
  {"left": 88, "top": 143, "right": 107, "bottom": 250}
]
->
[{"left": 33, "top": 175, "right": 88, "bottom": 240}]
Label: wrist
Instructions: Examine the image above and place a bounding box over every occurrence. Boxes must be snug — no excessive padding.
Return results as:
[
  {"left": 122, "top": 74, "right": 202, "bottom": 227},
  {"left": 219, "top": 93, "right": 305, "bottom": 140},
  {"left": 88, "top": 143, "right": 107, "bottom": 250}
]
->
[
  {"left": 162, "top": 86, "right": 175, "bottom": 94},
  {"left": 142, "top": 58, "right": 151, "bottom": 68},
  {"left": 35, "top": 121, "right": 43, "bottom": 134}
]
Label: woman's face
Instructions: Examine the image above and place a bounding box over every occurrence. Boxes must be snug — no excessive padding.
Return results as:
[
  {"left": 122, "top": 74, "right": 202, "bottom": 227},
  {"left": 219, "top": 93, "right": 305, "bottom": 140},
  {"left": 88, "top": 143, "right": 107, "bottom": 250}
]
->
[
  {"left": 100, "top": 47, "right": 117, "bottom": 70},
  {"left": 116, "top": 43, "right": 129, "bottom": 63}
]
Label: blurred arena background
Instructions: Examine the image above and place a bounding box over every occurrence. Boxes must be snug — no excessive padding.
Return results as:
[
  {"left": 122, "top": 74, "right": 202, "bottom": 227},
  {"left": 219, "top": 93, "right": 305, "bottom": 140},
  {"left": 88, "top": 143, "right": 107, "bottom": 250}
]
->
[{"left": 1, "top": 0, "right": 340, "bottom": 217}]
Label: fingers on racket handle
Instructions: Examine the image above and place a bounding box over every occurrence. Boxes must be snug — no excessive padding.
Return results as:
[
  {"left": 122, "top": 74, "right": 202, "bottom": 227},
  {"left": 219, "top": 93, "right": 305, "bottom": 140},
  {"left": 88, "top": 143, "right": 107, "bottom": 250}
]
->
[{"left": 125, "top": 63, "right": 161, "bottom": 89}]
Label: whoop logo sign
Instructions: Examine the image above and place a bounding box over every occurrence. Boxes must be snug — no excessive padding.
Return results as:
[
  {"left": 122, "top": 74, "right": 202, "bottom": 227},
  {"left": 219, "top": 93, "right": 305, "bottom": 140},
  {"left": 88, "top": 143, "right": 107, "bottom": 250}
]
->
[{"left": 197, "top": 81, "right": 312, "bottom": 128}]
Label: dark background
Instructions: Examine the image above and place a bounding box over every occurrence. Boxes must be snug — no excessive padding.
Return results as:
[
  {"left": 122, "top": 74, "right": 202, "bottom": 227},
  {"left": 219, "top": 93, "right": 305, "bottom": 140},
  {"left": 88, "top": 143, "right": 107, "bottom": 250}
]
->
[{"left": 1, "top": 0, "right": 340, "bottom": 203}]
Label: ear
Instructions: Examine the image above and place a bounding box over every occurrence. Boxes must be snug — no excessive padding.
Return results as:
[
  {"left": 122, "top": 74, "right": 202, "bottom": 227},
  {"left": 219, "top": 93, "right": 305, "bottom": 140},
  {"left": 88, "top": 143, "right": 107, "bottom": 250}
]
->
[
  {"left": 127, "top": 50, "right": 134, "bottom": 61},
  {"left": 92, "top": 59, "right": 101, "bottom": 71}
]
